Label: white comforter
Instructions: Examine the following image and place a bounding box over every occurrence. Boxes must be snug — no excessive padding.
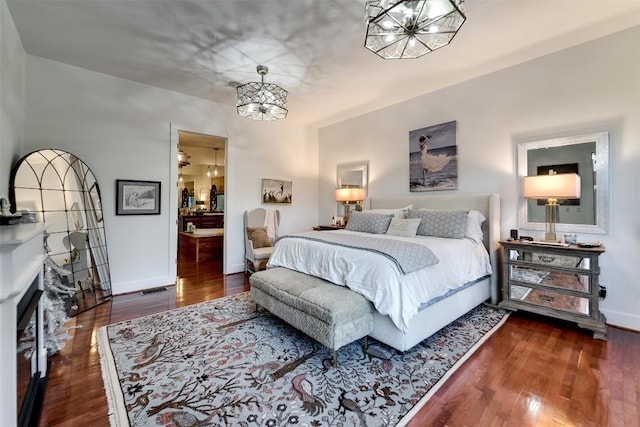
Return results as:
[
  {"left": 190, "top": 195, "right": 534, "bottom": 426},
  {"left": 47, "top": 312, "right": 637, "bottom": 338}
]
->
[{"left": 267, "top": 230, "right": 492, "bottom": 332}]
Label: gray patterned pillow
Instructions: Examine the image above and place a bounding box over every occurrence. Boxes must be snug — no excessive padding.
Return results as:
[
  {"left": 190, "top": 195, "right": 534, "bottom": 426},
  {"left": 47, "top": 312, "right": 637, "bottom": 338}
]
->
[
  {"left": 345, "top": 211, "right": 393, "bottom": 234},
  {"left": 407, "top": 209, "right": 469, "bottom": 239}
]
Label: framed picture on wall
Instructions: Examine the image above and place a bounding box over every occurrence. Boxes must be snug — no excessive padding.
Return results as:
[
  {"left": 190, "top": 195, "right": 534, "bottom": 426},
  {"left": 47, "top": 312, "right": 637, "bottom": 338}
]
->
[
  {"left": 409, "top": 120, "right": 458, "bottom": 192},
  {"left": 116, "top": 179, "right": 161, "bottom": 215},
  {"left": 262, "top": 179, "right": 292, "bottom": 204}
]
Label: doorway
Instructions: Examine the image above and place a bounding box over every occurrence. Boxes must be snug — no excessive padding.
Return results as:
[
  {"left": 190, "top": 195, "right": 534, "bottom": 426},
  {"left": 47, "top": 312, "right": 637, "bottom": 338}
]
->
[{"left": 176, "top": 131, "right": 226, "bottom": 279}]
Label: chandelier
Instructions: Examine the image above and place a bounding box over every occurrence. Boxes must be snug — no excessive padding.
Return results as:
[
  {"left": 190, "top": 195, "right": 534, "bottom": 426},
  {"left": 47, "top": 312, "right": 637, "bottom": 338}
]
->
[
  {"left": 236, "top": 65, "right": 288, "bottom": 121},
  {"left": 177, "top": 149, "right": 191, "bottom": 168},
  {"left": 364, "top": 0, "right": 466, "bottom": 59}
]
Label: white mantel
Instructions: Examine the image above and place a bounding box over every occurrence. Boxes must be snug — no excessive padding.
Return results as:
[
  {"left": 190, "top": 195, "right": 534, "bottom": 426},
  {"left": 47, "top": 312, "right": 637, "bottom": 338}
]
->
[{"left": 0, "top": 223, "right": 46, "bottom": 427}]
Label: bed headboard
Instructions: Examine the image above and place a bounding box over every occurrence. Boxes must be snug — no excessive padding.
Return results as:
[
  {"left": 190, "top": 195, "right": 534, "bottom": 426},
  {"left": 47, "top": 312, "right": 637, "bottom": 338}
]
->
[{"left": 369, "top": 193, "right": 500, "bottom": 304}]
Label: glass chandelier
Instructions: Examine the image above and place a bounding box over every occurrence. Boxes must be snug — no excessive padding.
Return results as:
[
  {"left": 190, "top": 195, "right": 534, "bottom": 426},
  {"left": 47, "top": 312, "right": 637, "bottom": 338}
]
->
[
  {"left": 364, "top": 0, "right": 466, "bottom": 59},
  {"left": 236, "top": 65, "right": 288, "bottom": 121},
  {"left": 177, "top": 149, "right": 191, "bottom": 168}
]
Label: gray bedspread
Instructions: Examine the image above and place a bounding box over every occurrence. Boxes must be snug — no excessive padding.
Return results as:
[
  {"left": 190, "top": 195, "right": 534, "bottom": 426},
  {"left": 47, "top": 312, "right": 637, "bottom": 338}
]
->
[{"left": 276, "top": 231, "right": 439, "bottom": 274}]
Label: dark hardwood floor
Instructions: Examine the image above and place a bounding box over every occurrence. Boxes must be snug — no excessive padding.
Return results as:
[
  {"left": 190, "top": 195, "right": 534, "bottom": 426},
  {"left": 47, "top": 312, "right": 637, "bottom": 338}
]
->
[{"left": 39, "top": 258, "right": 640, "bottom": 426}]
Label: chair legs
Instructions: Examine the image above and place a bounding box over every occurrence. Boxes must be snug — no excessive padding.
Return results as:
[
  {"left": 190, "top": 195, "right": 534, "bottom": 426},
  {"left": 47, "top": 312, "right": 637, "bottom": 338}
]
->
[{"left": 245, "top": 258, "right": 268, "bottom": 275}]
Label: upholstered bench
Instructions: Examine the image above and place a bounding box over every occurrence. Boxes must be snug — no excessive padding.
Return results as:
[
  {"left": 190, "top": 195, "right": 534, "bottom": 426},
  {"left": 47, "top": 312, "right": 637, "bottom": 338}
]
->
[{"left": 249, "top": 267, "right": 374, "bottom": 366}]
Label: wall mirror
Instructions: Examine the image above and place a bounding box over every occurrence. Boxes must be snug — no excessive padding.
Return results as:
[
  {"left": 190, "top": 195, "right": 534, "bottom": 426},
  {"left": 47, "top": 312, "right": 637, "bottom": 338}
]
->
[
  {"left": 336, "top": 161, "right": 369, "bottom": 214},
  {"left": 337, "top": 160, "right": 369, "bottom": 190},
  {"left": 518, "top": 132, "right": 609, "bottom": 234},
  {"left": 10, "top": 149, "right": 112, "bottom": 315}
]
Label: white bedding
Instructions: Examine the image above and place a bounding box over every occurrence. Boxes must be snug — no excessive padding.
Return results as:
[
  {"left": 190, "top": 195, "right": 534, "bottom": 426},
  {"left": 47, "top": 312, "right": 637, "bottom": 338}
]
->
[{"left": 267, "top": 230, "right": 492, "bottom": 332}]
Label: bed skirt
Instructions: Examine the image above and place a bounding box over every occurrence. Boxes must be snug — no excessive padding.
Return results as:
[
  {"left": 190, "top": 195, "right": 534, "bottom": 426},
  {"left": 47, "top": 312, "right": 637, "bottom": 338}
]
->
[{"left": 370, "top": 276, "right": 491, "bottom": 352}]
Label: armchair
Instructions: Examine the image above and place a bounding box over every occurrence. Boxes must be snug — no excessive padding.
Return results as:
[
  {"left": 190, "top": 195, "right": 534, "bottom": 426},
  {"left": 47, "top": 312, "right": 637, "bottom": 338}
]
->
[{"left": 244, "top": 208, "right": 280, "bottom": 274}]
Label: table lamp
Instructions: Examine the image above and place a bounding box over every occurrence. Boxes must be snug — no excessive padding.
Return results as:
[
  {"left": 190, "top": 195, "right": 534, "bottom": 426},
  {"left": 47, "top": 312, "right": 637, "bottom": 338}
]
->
[
  {"left": 335, "top": 187, "right": 366, "bottom": 224},
  {"left": 523, "top": 172, "right": 581, "bottom": 241}
]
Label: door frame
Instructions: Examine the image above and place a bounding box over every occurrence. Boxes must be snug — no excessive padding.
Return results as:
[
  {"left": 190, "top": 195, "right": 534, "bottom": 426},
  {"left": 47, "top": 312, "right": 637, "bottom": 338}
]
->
[{"left": 169, "top": 123, "right": 228, "bottom": 278}]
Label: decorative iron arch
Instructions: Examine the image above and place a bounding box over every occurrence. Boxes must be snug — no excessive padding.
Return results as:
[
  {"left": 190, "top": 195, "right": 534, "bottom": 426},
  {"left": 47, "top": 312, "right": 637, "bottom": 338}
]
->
[{"left": 10, "top": 149, "right": 112, "bottom": 315}]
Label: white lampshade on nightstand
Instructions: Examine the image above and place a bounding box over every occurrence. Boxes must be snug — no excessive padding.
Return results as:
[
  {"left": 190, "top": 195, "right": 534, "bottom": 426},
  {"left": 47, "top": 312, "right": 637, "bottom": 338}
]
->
[
  {"left": 524, "top": 172, "right": 581, "bottom": 241},
  {"left": 335, "top": 187, "right": 366, "bottom": 223}
]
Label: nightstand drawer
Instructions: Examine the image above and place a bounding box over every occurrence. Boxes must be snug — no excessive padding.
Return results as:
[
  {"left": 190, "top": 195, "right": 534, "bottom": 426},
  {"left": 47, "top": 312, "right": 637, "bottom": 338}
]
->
[
  {"left": 509, "top": 265, "right": 591, "bottom": 293},
  {"left": 507, "top": 247, "right": 591, "bottom": 271},
  {"left": 507, "top": 284, "right": 591, "bottom": 317}
]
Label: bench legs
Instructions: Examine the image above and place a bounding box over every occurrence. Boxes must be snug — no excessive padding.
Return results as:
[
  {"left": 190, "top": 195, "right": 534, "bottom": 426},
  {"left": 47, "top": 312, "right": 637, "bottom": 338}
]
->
[{"left": 332, "top": 336, "right": 369, "bottom": 367}]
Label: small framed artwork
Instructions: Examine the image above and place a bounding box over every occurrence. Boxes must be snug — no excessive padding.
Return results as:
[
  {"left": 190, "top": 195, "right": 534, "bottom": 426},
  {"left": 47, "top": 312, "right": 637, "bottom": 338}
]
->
[
  {"left": 116, "top": 179, "right": 161, "bottom": 215},
  {"left": 262, "top": 179, "right": 292, "bottom": 204}
]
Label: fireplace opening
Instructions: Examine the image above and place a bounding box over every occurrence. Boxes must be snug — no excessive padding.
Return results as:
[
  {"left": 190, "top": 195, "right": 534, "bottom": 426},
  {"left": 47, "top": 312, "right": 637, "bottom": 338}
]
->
[{"left": 16, "top": 276, "right": 47, "bottom": 427}]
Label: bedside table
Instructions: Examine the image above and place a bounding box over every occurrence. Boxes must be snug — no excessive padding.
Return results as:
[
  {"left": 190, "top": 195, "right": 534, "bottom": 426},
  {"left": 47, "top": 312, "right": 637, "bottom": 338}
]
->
[
  {"left": 313, "top": 225, "right": 345, "bottom": 231},
  {"left": 499, "top": 240, "right": 607, "bottom": 339}
]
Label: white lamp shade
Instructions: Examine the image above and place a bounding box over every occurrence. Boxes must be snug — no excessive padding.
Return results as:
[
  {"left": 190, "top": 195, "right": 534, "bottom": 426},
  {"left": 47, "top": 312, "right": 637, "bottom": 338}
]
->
[
  {"left": 523, "top": 173, "right": 581, "bottom": 199},
  {"left": 335, "top": 187, "right": 366, "bottom": 202}
]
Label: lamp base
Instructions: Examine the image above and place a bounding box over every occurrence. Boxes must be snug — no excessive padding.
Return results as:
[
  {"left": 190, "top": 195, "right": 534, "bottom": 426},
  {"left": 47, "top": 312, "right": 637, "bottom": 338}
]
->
[
  {"left": 545, "top": 203, "right": 560, "bottom": 242},
  {"left": 343, "top": 203, "right": 351, "bottom": 225}
]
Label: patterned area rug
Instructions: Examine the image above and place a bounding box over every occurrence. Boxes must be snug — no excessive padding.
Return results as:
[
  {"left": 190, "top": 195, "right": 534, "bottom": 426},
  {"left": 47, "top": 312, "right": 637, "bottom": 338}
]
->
[{"left": 98, "top": 292, "right": 508, "bottom": 426}]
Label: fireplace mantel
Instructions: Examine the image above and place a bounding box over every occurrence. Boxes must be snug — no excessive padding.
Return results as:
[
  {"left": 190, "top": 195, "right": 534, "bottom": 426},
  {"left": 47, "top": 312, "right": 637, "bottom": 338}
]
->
[{"left": 0, "top": 223, "right": 46, "bottom": 426}]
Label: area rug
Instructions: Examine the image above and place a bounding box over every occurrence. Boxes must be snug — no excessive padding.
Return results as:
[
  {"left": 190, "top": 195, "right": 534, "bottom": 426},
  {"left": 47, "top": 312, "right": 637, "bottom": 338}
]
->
[{"left": 98, "top": 292, "right": 509, "bottom": 427}]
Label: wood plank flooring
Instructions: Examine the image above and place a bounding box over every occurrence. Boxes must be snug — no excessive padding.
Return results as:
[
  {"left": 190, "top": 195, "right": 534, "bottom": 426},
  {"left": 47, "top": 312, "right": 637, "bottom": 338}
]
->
[{"left": 39, "top": 259, "right": 640, "bottom": 426}]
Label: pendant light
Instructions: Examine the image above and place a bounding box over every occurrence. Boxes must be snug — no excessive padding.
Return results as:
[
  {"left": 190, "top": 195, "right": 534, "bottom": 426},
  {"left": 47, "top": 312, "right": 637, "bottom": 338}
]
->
[
  {"left": 178, "top": 149, "right": 191, "bottom": 167},
  {"left": 236, "top": 65, "right": 288, "bottom": 121},
  {"left": 213, "top": 148, "right": 219, "bottom": 177},
  {"left": 364, "top": 0, "right": 466, "bottom": 59}
]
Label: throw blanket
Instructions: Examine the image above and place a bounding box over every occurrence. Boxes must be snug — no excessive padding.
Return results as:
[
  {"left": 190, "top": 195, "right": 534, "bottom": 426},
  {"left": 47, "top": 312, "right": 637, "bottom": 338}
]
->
[
  {"left": 263, "top": 209, "right": 279, "bottom": 240},
  {"left": 277, "top": 231, "right": 439, "bottom": 274}
]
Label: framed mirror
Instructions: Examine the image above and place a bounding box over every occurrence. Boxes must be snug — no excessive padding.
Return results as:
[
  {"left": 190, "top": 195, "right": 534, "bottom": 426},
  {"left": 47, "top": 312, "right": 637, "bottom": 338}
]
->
[
  {"left": 337, "top": 161, "right": 369, "bottom": 191},
  {"left": 518, "top": 132, "right": 609, "bottom": 234},
  {"left": 336, "top": 160, "right": 369, "bottom": 215},
  {"left": 10, "top": 149, "right": 112, "bottom": 315}
]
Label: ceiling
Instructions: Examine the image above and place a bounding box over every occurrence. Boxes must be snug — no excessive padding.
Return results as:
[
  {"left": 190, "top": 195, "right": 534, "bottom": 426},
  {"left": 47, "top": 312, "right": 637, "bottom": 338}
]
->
[
  {"left": 7, "top": 1, "right": 640, "bottom": 127},
  {"left": 178, "top": 131, "right": 224, "bottom": 167}
]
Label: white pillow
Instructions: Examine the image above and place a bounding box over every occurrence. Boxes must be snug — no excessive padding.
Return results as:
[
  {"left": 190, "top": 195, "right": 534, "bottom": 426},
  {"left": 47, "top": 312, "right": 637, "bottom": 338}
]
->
[
  {"left": 363, "top": 204, "right": 412, "bottom": 219},
  {"left": 466, "top": 210, "right": 486, "bottom": 243},
  {"left": 385, "top": 218, "right": 422, "bottom": 237}
]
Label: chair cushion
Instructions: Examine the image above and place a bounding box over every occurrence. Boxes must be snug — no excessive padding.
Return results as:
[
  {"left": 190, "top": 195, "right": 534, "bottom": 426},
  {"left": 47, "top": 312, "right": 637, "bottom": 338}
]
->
[
  {"left": 252, "top": 246, "right": 273, "bottom": 260},
  {"left": 247, "top": 226, "right": 272, "bottom": 248}
]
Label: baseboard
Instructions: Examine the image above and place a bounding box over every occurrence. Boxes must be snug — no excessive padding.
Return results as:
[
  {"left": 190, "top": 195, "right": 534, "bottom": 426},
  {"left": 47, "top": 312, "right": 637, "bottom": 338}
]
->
[
  {"left": 601, "top": 308, "right": 640, "bottom": 333},
  {"left": 113, "top": 276, "right": 174, "bottom": 295},
  {"left": 228, "top": 262, "right": 246, "bottom": 274}
]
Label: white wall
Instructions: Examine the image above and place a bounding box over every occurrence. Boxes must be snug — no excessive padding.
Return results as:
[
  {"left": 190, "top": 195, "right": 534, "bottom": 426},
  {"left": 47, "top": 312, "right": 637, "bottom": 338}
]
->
[
  {"left": 319, "top": 27, "right": 640, "bottom": 331},
  {"left": 23, "top": 56, "right": 318, "bottom": 294},
  {"left": 0, "top": 0, "right": 25, "bottom": 197}
]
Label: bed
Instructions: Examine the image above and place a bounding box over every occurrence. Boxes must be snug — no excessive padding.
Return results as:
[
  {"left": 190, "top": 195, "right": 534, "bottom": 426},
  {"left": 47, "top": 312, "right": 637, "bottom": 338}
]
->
[{"left": 267, "top": 193, "right": 500, "bottom": 352}]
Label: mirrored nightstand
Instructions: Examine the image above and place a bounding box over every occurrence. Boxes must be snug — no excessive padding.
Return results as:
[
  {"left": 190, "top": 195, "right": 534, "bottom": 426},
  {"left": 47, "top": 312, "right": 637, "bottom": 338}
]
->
[{"left": 499, "top": 240, "right": 607, "bottom": 339}]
